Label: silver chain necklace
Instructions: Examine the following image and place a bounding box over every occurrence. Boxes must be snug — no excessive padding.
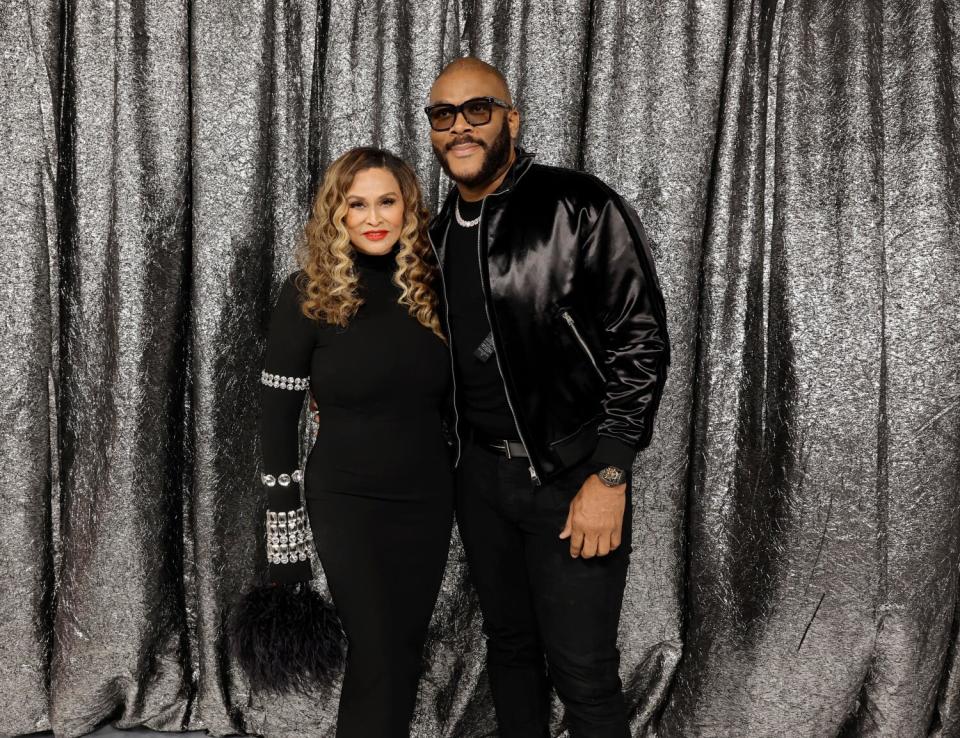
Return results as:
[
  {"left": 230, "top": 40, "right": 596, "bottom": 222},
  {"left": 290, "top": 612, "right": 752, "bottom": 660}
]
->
[{"left": 455, "top": 195, "right": 481, "bottom": 228}]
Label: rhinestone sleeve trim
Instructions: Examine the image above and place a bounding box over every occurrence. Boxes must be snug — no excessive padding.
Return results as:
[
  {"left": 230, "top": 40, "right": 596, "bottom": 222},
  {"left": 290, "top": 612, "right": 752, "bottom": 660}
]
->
[
  {"left": 260, "top": 370, "right": 310, "bottom": 391},
  {"left": 266, "top": 505, "right": 314, "bottom": 565},
  {"left": 261, "top": 469, "right": 302, "bottom": 487}
]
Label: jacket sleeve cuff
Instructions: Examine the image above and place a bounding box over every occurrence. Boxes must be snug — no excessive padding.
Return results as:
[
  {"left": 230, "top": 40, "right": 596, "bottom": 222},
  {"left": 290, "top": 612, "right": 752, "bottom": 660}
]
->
[{"left": 589, "top": 435, "right": 639, "bottom": 471}]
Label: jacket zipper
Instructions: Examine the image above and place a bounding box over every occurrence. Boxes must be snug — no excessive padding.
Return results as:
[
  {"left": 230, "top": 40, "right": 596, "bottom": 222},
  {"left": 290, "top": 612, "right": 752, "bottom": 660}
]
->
[
  {"left": 560, "top": 309, "right": 605, "bottom": 381},
  {"left": 476, "top": 171, "right": 541, "bottom": 485},
  {"left": 427, "top": 225, "right": 462, "bottom": 467}
]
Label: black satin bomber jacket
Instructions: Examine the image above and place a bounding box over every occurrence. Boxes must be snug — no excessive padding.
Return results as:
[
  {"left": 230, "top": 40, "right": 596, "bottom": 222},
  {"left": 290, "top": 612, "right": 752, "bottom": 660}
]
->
[{"left": 428, "top": 148, "right": 671, "bottom": 486}]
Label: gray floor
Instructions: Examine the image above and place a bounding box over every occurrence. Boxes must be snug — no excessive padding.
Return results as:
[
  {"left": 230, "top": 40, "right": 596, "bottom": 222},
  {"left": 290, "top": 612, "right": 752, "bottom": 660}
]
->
[{"left": 24, "top": 728, "right": 210, "bottom": 737}]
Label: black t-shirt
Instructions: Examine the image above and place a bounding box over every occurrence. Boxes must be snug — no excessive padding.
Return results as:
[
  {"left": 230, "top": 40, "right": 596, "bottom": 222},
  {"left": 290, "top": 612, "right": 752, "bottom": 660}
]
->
[{"left": 442, "top": 194, "right": 519, "bottom": 438}]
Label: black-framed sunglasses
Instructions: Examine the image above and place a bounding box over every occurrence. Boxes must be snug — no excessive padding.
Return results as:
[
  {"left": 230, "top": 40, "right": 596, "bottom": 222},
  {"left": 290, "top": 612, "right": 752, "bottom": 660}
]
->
[{"left": 423, "top": 96, "right": 512, "bottom": 132}]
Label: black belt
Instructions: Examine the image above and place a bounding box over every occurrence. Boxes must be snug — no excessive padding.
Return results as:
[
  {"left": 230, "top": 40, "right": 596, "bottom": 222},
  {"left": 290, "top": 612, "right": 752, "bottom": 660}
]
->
[{"left": 468, "top": 426, "right": 529, "bottom": 459}]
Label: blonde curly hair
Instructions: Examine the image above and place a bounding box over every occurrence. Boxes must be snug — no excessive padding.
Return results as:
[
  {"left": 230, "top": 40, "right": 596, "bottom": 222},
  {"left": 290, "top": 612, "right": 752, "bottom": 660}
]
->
[{"left": 293, "top": 147, "right": 445, "bottom": 342}]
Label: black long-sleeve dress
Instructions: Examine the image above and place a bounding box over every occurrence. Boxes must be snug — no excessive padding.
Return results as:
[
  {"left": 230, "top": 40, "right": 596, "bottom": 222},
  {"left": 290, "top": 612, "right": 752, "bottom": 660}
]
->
[{"left": 258, "top": 246, "right": 454, "bottom": 737}]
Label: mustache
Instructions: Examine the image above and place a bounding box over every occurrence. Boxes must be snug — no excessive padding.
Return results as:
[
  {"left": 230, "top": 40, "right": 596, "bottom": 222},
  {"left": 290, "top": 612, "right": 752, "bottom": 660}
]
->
[{"left": 446, "top": 136, "right": 487, "bottom": 151}]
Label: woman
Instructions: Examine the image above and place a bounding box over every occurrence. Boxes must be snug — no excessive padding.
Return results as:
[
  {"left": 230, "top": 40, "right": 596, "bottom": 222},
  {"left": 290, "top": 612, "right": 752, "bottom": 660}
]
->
[{"left": 255, "top": 147, "right": 454, "bottom": 736}]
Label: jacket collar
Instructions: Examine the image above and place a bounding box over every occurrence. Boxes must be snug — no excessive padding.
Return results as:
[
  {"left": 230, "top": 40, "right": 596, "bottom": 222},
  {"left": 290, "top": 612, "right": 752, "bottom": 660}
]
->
[{"left": 434, "top": 146, "right": 536, "bottom": 226}]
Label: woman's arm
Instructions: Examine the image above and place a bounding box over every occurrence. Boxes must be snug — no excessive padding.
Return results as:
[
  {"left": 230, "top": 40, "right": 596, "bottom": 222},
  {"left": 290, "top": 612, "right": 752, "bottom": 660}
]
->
[{"left": 259, "top": 270, "right": 316, "bottom": 584}]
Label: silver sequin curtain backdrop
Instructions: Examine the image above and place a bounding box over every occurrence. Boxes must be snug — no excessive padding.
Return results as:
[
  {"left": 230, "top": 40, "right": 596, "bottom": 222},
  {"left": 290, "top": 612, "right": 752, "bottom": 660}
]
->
[{"left": 2, "top": 0, "right": 959, "bottom": 735}]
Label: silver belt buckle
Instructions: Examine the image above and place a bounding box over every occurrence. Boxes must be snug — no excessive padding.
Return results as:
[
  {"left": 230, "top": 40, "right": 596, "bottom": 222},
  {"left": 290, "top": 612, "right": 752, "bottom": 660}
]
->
[{"left": 489, "top": 439, "right": 511, "bottom": 459}]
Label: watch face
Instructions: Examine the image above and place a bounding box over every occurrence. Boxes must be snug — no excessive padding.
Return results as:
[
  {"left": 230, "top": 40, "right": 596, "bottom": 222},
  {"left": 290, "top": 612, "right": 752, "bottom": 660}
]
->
[{"left": 599, "top": 466, "right": 624, "bottom": 485}]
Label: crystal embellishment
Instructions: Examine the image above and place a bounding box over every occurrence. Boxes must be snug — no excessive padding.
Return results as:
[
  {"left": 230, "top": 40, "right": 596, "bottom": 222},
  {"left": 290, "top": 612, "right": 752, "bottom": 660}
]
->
[
  {"left": 266, "top": 504, "right": 314, "bottom": 565},
  {"left": 261, "top": 469, "right": 302, "bottom": 487},
  {"left": 261, "top": 369, "right": 310, "bottom": 391}
]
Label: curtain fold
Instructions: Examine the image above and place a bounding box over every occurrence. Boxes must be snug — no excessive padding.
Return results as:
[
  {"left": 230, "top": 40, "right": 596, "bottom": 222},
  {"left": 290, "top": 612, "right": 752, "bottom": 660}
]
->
[
  {"left": 46, "top": 0, "right": 193, "bottom": 734},
  {"left": 187, "top": 0, "right": 321, "bottom": 734},
  {"left": 0, "top": 0, "right": 62, "bottom": 734},
  {"left": 1, "top": 0, "right": 957, "bottom": 735}
]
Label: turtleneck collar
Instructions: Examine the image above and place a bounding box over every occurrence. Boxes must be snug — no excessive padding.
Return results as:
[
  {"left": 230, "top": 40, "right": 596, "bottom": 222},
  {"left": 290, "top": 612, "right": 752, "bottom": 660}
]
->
[{"left": 351, "top": 243, "right": 400, "bottom": 273}]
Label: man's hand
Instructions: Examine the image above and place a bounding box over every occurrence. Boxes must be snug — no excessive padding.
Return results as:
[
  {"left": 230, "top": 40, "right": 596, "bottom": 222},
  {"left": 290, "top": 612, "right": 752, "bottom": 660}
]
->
[{"left": 559, "top": 474, "right": 626, "bottom": 558}]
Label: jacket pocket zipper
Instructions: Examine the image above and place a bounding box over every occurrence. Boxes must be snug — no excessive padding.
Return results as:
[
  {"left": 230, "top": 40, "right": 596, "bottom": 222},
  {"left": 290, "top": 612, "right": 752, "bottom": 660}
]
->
[{"left": 560, "top": 309, "right": 605, "bottom": 382}]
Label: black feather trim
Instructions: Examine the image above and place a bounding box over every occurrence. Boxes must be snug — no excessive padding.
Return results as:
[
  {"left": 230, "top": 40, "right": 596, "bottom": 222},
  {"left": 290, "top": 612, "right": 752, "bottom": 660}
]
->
[{"left": 228, "top": 582, "right": 347, "bottom": 694}]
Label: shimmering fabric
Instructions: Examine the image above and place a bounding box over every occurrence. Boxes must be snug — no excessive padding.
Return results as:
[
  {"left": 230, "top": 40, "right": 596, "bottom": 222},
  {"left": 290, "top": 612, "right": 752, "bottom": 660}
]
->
[{"left": 2, "top": 0, "right": 958, "bottom": 736}]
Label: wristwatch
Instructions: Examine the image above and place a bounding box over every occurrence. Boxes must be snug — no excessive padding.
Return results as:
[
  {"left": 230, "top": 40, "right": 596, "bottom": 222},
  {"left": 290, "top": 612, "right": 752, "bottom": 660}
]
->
[{"left": 597, "top": 465, "right": 626, "bottom": 487}]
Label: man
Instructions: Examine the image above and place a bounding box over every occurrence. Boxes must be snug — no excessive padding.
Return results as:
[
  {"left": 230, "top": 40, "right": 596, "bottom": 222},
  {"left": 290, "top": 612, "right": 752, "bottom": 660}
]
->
[{"left": 424, "top": 57, "right": 670, "bottom": 737}]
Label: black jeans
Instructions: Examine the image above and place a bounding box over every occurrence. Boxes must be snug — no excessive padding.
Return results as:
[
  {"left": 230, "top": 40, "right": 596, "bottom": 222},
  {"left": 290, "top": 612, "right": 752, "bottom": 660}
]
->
[{"left": 455, "top": 438, "right": 633, "bottom": 738}]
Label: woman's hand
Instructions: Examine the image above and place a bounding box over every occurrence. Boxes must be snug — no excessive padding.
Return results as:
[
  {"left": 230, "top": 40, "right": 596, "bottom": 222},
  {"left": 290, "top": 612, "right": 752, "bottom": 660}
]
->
[{"left": 308, "top": 391, "right": 320, "bottom": 423}]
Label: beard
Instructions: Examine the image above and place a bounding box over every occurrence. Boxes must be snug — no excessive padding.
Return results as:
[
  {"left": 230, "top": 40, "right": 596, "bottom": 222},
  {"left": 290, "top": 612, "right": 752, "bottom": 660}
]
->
[{"left": 432, "top": 118, "right": 513, "bottom": 189}]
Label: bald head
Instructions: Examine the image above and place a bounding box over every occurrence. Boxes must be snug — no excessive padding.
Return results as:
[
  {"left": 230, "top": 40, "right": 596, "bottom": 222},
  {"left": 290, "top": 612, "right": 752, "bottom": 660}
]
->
[
  {"left": 430, "top": 56, "right": 513, "bottom": 105},
  {"left": 426, "top": 56, "right": 520, "bottom": 198}
]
